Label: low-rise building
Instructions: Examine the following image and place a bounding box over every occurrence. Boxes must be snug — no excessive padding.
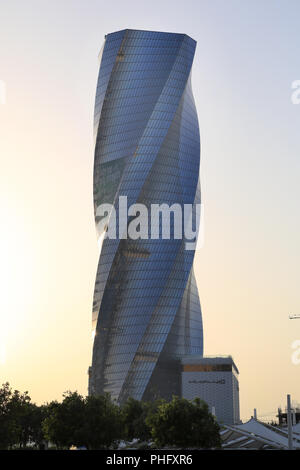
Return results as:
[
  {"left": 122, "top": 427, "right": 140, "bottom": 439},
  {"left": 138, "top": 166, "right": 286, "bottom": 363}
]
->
[{"left": 181, "top": 355, "right": 240, "bottom": 424}]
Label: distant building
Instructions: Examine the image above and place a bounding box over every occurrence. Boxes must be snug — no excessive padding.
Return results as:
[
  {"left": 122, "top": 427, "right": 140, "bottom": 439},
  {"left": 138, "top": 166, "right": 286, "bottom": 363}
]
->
[
  {"left": 181, "top": 356, "right": 240, "bottom": 424},
  {"left": 277, "top": 407, "right": 300, "bottom": 426}
]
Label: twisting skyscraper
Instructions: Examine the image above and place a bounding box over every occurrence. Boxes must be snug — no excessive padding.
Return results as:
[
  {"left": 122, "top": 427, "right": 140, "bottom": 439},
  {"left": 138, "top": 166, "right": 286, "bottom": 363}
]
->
[{"left": 89, "top": 29, "right": 203, "bottom": 402}]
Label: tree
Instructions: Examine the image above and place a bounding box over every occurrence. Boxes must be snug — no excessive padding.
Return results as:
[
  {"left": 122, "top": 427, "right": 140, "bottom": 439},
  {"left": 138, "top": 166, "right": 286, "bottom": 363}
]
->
[
  {"left": 0, "top": 383, "right": 42, "bottom": 449},
  {"left": 9, "top": 389, "right": 35, "bottom": 448},
  {"left": 0, "top": 383, "right": 17, "bottom": 449},
  {"left": 26, "top": 404, "right": 49, "bottom": 449},
  {"left": 122, "top": 397, "right": 147, "bottom": 441},
  {"left": 42, "top": 392, "right": 123, "bottom": 449},
  {"left": 81, "top": 394, "right": 123, "bottom": 449},
  {"left": 42, "top": 392, "right": 85, "bottom": 449},
  {"left": 121, "top": 397, "right": 163, "bottom": 442},
  {"left": 146, "top": 396, "right": 221, "bottom": 449}
]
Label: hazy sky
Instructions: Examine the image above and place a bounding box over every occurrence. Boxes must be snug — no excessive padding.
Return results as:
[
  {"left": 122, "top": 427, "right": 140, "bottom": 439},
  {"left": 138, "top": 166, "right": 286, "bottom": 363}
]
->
[{"left": 0, "top": 0, "right": 300, "bottom": 422}]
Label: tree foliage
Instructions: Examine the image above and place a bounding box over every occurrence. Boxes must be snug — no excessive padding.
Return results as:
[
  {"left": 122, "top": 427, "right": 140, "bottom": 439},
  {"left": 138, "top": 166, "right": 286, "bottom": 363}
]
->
[
  {"left": 81, "top": 394, "right": 122, "bottom": 449},
  {"left": 0, "top": 383, "right": 46, "bottom": 449},
  {"left": 121, "top": 397, "right": 163, "bottom": 442},
  {"left": 0, "top": 383, "right": 221, "bottom": 450},
  {"left": 42, "top": 392, "right": 122, "bottom": 449},
  {"left": 42, "top": 392, "right": 86, "bottom": 449},
  {"left": 146, "top": 396, "right": 221, "bottom": 449}
]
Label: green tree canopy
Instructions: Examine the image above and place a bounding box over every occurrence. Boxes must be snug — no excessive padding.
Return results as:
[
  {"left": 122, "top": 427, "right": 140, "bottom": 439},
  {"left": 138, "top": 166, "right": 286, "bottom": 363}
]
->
[
  {"left": 81, "top": 394, "right": 123, "bottom": 449},
  {"left": 146, "top": 396, "right": 221, "bottom": 449},
  {"left": 0, "top": 382, "right": 17, "bottom": 449},
  {"left": 0, "top": 382, "right": 45, "bottom": 449},
  {"left": 1, "top": 383, "right": 221, "bottom": 450},
  {"left": 42, "top": 392, "right": 86, "bottom": 449},
  {"left": 42, "top": 392, "right": 123, "bottom": 449},
  {"left": 121, "top": 397, "right": 164, "bottom": 442}
]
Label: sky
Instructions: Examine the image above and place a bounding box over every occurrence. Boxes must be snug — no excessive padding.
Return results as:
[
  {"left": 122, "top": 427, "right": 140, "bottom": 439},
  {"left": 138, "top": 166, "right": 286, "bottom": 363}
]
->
[{"left": 0, "top": 0, "right": 300, "bottom": 422}]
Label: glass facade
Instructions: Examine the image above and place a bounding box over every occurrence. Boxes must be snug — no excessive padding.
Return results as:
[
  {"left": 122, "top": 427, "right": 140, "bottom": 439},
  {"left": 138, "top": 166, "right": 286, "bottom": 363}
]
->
[{"left": 89, "top": 29, "right": 203, "bottom": 403}]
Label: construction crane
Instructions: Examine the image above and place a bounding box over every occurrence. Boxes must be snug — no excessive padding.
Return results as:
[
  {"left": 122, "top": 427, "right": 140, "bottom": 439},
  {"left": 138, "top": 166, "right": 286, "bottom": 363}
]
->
[{"left": 289, "top": 314, "right": 300, "bottom": 320}]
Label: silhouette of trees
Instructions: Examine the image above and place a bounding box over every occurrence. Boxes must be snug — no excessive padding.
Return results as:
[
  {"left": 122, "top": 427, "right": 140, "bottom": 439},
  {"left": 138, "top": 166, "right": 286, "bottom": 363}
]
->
[
  {"left": 146, "top": 396, "right": 221, "bottom": 448},
  {"left": 121, "top": 397, "right": 164, "bottom": 442},
  {"left": 0, "top": 383, "right": 221, "bottom": 449},
  {"left": 42, "top": 392, "right": 86, "bottom": 449},
  {"left": 0, "top": 383, "right": 46, "bottom": 449}
]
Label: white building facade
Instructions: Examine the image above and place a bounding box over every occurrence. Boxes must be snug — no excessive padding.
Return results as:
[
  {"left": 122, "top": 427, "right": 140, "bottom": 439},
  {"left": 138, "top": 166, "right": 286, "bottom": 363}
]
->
[{"left": 181, "top": 356, "right": 240, "bottom": 425}]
